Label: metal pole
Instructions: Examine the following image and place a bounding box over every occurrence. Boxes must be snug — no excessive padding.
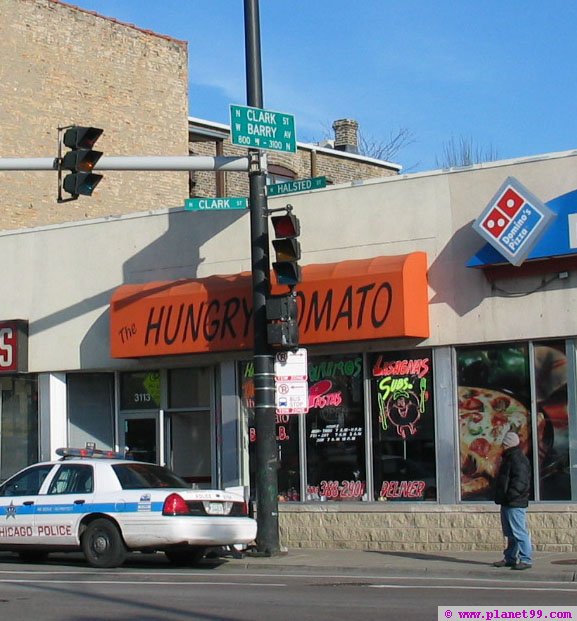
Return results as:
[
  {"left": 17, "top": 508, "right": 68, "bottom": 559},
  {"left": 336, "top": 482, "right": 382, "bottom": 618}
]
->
[
  {"left": 0, "top": 155, "right": 249, "bottom": 172},
  {"left": 244, "top": 0, "right": 280, "bottom": 556}
]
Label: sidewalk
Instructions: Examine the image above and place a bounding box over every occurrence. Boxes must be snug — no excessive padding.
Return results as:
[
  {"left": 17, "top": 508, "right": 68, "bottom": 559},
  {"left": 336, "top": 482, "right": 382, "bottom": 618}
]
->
[{"left": 213, "top": 547, "right": 577, "bottom": 582}]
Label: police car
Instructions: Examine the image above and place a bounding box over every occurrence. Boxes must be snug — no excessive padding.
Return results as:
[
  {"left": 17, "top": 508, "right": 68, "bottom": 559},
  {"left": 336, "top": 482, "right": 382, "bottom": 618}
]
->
[{"left": 0, "top": 448, "right": 257, "bottom": 568}]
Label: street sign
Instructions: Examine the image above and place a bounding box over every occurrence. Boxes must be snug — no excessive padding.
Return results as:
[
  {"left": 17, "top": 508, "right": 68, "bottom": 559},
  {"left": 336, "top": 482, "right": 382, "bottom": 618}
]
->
[
  {"left": 275, "top": 379, "right": 309, "bottom": 414},
  {"left": 267, "top": 176, "right": 326, "bottom": 197},
  {"left": 184, "top": 197, "right": 248, "bottom": 211},
  {"left": 275, "top": 348, "right": 307, "bottom": 381},
  {"left": 230, "top": 104, "right": 296, "bottom": 153}
]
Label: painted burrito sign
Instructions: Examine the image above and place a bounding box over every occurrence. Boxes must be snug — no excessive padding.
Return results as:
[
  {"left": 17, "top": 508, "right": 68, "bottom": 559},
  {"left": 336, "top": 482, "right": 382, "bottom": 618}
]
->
[{"left": 110, "top": 253, "right": 429, "bottom": 358}]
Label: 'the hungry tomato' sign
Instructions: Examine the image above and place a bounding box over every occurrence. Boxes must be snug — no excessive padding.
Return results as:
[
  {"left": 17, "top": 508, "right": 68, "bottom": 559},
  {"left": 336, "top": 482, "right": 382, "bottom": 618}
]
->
[{"left": 472, "top": 177, "right": 555, "bottom": 266}]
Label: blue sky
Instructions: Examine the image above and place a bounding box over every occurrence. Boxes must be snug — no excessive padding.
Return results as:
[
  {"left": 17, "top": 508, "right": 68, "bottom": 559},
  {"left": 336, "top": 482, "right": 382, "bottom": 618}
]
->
[{"left": 68, "top": 0, "right": 577, "bottom": 172}]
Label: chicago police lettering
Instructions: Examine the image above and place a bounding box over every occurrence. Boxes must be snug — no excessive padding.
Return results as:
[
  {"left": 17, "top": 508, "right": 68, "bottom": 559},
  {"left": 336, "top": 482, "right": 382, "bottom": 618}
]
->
[{"left": 0, "top": 524, "right": 73, "bottom": 537}]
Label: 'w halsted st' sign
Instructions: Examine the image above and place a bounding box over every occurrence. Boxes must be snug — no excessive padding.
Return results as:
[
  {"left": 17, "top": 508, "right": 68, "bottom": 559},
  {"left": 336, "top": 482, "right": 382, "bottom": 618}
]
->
[
  {"left": 472, "top": 177, "right": 555, "bottom": 266},
  {"left": 230, "top": 104, "right": 296, "bottom": 153}
]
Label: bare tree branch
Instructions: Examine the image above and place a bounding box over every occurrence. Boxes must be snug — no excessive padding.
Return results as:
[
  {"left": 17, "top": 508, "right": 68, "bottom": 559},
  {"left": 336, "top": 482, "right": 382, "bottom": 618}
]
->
[
  {"left": 358, "top": 127, "right": 415, "bottom": 162},
  {"left": 436, "top": 136, "right": 499, "bottom": 168}
]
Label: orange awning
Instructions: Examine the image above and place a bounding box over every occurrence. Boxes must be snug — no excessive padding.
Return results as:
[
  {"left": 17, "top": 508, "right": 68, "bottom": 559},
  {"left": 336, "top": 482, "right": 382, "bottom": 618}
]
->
[{"left": 110, "top": 253, "right": 429, "bottom": 358}]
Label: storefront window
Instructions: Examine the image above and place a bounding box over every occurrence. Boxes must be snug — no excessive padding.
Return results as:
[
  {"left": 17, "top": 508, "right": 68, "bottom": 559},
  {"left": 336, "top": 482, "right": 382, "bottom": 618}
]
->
[
  {"left": 68, "top": 373, "right": 114, "bottom": 450},
  {"left": 0, "top": 375, "right": 38, "bottom": 480},
  {"left": 370, "top": 350, "right": 436, "bottom": 501},
  {"left": 534, "top": 341, "right": 570, "bottom": 500},
  {"left": 240, "top": 361, "right": 301, "bottom": 502},
  {"left": 457, "top": 344, "right": 533, "bottom": 501},
  {"left": 120, "top": 371, "right": 161, "bottom": 410},
  {"left": 306, "top": 354, "right": 365, "bottom": 501},
  {"left": 168, "top": 367, "right": 211, "bottom": 408}
]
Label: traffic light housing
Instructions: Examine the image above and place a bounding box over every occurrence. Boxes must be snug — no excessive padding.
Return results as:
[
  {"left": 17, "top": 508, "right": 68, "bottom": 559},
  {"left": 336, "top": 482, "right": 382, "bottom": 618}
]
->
[
  {"left": 60, "top": 126, "right": 103, "bottom": 199},
  {"left": 271, "top": 211, "right": 301, "bottom": 287},
  {"left": 266, "top": 293, "right": 299, "bottom": 349}
]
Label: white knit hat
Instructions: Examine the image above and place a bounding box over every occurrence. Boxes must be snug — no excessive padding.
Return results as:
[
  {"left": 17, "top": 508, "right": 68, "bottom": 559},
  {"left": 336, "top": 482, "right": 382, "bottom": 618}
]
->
[{"left": 502, "top": 431, "right": 520, "bottom": 448}]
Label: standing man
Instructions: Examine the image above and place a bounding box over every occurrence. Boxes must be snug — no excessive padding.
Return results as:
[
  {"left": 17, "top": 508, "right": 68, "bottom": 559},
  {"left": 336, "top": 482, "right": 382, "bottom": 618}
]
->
[{"left": 493, "top": 431, "right": 533, "bottom": 570}]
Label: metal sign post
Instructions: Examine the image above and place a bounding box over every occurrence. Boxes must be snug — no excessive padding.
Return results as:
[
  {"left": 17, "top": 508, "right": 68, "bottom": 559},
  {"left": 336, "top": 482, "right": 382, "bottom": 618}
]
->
[{"left": 244, "top": 0, "right": 280, "bottom": 556}]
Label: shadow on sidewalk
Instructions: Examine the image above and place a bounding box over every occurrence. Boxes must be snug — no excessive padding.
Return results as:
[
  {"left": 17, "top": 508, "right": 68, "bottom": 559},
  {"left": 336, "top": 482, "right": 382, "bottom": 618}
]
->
[{"left": 366, "top": 550, "right": 489, "bottom": 566}]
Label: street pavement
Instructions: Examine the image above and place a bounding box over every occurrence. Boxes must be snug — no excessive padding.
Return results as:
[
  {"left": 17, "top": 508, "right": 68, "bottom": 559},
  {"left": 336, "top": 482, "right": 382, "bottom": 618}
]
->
[{"left": 209, "top": 547, "right": 577, "bottom": 582}]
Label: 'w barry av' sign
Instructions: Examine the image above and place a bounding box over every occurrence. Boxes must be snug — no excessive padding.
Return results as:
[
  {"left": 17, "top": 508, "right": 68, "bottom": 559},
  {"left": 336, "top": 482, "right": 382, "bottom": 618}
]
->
[{"left": 472, "top": 177, "right": 555, "bottom": 266}]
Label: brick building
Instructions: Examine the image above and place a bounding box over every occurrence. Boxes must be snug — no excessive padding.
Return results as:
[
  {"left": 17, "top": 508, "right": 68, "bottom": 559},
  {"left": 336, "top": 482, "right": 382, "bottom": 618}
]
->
[
  {"left": 188, "top": 117, "right": 400, "bottom": 200},
  {"left": 0, "top": 0, "right": 189, "bottom": 230}
]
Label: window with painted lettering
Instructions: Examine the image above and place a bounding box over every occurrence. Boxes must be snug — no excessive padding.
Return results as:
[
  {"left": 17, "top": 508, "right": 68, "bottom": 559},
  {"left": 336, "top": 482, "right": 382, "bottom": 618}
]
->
[
  {"left": 370, "top": 350, "right": 437, "bottom": 502},
  {"left": 305, "top": 354, "right": 366, "bottom": 502},
  {"left": 240, "top": 361, "right": 301, "bottom": 502}
]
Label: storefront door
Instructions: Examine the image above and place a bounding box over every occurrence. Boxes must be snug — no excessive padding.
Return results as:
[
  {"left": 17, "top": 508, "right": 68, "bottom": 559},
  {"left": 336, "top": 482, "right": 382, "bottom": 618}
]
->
[{"left": 118, "top": 367, "right": 215, "bottom": 485}]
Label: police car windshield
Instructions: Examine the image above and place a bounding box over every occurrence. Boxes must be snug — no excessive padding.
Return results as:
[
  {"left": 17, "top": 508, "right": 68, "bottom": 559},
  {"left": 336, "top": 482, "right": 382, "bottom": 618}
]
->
[{"left": 112, "top": 463, "right": 190, "bottom": 490}]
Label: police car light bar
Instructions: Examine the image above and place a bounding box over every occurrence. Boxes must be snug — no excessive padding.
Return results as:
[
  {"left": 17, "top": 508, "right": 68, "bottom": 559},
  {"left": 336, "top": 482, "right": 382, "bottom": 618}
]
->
[{"left": 56, "top": 447, "right": 126, "bottom": 460}]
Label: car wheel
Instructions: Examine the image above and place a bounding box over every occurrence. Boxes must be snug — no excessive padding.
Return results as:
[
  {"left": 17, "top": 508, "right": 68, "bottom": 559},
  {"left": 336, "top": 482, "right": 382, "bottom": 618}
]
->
[
  {"left": 18, "top": 551, "right": 48, "bottom": 563},
  {"left": 165, "top": 547, "right": 206, "bottom": 566},
  {"left": 81, "top": 519, "right": 127, "bottom": 568}
]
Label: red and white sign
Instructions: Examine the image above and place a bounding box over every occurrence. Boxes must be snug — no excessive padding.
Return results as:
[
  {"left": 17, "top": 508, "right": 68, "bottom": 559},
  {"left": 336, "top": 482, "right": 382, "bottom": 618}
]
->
[
  {"left": 274, "top": 348, "right": 307, "bottom": 380},
  {"left": 275, "top": 380, "right": 309, "bottom": 415},
  {"left": 472, "top": 177, "right": 555, "bottom": 266},
  {"left": 0, "top": 321, "right": 28, "bottom": 373}
]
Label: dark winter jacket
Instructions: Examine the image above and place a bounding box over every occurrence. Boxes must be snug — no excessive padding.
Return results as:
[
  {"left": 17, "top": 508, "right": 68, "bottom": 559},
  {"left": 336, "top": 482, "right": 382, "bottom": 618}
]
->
[{"left": 494, "top": 446, "right": 531, "bottom": 508}]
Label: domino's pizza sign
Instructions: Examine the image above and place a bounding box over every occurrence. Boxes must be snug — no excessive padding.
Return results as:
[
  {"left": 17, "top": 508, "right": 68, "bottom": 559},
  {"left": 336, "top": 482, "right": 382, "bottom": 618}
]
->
[{"left": 472, "top": 177, "right": 555, "bottom": 266}]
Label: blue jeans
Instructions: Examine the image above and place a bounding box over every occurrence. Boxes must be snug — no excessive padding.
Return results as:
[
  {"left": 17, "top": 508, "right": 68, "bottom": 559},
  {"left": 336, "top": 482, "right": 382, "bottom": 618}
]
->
[{"left": 500, "top": 506, "right": 532, "bottom": 564}]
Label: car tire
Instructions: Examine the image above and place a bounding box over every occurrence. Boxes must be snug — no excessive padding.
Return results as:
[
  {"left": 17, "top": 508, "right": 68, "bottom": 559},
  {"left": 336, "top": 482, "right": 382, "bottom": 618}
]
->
[
  {"left": 165, "top": 547, "right": 206, "bottom": 566},
  {"left": 81, "top": 519, "right": 127, "bottom": 568}
]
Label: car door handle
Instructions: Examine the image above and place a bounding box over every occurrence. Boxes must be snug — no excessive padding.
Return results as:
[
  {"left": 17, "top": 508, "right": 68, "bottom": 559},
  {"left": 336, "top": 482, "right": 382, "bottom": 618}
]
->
[
  {"left": 23, "top": 501, "right": 34, "bottom": 506},
  {"left": 74, "top": 499, "right": 85, "bottom": 505}
]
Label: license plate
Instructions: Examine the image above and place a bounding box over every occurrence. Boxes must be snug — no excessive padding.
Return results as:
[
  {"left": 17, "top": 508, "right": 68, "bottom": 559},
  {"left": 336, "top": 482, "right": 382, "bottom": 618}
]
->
[{"left": 207, "top": 502, "right": 225, "bottom": 515}]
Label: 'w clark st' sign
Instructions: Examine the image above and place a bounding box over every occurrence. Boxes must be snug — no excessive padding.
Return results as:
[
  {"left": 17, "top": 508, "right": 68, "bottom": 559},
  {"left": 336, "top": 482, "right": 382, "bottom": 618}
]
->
[{"left": 110, "top": 254, "right": 429, "bottom": 358}]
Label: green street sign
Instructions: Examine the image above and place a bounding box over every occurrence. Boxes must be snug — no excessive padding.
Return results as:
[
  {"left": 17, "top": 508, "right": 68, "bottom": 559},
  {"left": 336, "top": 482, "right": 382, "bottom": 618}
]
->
[
  {"left": 230, "top": 104, "right": 296, "bottom": 153},
  {"left": 267, "top": 176, "right": 327, "bottom": 197},
  {"left": 184, "top": 197, "right": 248, "bottom": 211}
]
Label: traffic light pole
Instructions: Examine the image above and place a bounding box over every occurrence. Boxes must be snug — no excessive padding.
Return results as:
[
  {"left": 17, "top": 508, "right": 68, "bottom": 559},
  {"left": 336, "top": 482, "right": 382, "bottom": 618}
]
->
[
  {"left": 244, "top": 0, "right": 280, "bottom": 556},
  {"left": 0, "top": 156, "right": 249, "bottom": 172}
]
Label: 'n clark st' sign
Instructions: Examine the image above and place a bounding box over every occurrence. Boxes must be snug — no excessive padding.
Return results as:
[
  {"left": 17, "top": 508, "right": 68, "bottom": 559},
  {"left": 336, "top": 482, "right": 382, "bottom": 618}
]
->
[{"left": 110, "top": 254, "right": 429, "bottom": 358}]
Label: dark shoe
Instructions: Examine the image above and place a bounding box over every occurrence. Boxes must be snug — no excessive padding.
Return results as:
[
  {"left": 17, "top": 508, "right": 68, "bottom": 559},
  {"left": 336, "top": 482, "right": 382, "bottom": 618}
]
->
[
  {"left": 511, "top": 562, "right": 532, "bottom": 570},
  {"left": 493, "top": 559, "right": 516, "bottom": 567}
]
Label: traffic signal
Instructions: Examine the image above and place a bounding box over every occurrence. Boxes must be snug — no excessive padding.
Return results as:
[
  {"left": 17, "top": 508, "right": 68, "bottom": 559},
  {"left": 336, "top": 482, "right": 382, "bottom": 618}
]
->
[
  {"left": 61, "top": 126, "right": 103, "bottom": 198},
  {"left": 266, "top": 293, "right": 299, "bottom": 349},
  {"left": 271, "top": 211, "right": 301, "bottom": 287}
]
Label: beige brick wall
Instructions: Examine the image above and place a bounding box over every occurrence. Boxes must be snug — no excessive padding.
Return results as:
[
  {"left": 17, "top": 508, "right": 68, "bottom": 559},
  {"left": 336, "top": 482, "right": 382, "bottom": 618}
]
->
[
  {"left": 279, "top": 505, "right": 577, "bottom": 552},
  {"left": 0, "top": 0, "right": 189, "bottom": 230},
  {"left": 189, "top": 136, "right": 398, "bottom": 199}
]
